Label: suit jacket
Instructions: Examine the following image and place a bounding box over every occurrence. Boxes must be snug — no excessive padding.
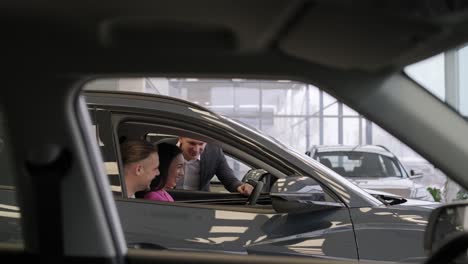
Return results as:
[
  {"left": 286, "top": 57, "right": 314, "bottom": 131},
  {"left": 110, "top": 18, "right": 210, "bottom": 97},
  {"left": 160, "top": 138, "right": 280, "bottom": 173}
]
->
[{"left": 159, "top": 138, "right": 242, "bottom": 192}]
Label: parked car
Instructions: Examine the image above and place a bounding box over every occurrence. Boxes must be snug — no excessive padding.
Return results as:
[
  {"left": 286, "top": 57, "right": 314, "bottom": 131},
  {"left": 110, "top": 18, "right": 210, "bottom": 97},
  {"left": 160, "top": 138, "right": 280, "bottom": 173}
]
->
[
  {"left": 306, "top": 145, "right": 434, "bottom": 201},
  {"left": 80, "top": 90, "right": 439, "bottom": 263}
]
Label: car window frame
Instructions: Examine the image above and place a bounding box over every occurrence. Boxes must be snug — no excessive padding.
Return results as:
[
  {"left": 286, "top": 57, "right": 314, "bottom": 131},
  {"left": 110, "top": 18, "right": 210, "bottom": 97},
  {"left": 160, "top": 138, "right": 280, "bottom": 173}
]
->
[{"left": 99, "top": 110, "right": 344, "bottom": 207}]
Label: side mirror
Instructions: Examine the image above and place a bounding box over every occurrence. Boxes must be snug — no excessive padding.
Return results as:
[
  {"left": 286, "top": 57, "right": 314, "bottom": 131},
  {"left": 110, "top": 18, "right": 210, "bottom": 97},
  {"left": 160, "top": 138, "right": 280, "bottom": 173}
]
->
[
  {"left": 424, "top": 202, "right": 468, "bottom": 263},
  {"left": 410, "top": 169, "right": 424, "bottom": 178},
  {"left": 270, "top": 176, "right": 344, "bottom": 213}
]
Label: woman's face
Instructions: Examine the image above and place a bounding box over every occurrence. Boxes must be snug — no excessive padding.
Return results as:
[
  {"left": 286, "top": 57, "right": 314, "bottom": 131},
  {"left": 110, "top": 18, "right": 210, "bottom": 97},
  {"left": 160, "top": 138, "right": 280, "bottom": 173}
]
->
[{"left": 165, "top": 153, "right": 185, "bottom": 189}]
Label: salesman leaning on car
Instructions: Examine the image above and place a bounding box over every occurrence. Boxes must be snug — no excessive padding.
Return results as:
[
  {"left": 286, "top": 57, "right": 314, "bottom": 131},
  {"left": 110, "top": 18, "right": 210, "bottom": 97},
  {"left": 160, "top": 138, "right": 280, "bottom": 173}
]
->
[{"left": 173, "top": 137, "right": 253, "bottom": 196}]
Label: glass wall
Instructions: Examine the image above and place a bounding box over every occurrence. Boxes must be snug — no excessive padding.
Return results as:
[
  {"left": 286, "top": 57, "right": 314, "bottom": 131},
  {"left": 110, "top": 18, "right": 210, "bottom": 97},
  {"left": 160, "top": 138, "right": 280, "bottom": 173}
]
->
[
  {"left": 160, "top": 79, "right": 431, "bottom": 158},
  {"left": 86, "top": 77, "right": 434, "bottom": 167},
  {"left": 157, "top": 78, "right": 450, "bottom": 201},
  {"left": 405, "top": 45, "right": 468, "bottom": 118}
]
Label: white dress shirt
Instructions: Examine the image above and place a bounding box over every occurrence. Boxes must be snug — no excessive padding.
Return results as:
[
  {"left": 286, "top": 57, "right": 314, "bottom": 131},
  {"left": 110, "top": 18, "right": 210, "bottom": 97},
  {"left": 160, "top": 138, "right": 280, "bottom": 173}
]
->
[{"left": 181, "top": 158, "right": 200, "bottom": 190}]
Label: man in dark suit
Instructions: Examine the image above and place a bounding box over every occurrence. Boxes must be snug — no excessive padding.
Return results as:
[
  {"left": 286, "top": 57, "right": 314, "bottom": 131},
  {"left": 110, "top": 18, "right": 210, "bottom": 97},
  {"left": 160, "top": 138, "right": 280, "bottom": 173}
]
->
[{"left": 175, "top": 137, "right": 253, "bottom": 195}]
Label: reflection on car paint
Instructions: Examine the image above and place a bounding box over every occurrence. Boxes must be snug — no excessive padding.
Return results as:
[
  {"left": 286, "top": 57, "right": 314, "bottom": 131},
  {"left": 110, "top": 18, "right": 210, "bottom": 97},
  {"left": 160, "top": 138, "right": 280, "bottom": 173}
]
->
[
  {"left": 209, "top": 226, "right": 248, "bottom": 233},
  {"left": 0, "top": 204, "right": 20, "bottom": 219},
  {"left": 215, "top": 210, "right": 273, "bottom": 221}
]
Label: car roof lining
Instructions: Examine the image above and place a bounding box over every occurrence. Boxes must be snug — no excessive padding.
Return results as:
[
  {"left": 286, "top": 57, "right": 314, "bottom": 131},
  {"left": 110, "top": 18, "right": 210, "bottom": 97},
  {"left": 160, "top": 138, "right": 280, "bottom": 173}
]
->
[{"left": 3, "top": 0, "right": 468, "bottom": 72}]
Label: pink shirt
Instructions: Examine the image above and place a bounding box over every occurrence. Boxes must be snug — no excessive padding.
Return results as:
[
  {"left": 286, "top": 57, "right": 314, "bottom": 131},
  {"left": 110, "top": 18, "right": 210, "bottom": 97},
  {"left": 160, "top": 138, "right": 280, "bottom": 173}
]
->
[{"left": 144, "top": 190, "right": 174, "bottom": 202}]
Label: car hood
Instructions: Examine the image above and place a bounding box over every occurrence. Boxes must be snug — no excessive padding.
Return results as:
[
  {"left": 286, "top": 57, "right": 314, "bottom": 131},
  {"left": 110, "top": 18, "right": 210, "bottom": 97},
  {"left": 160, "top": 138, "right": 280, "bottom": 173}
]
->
[{"left": 363, "top": 188, "right": 440, "bottom": 209}]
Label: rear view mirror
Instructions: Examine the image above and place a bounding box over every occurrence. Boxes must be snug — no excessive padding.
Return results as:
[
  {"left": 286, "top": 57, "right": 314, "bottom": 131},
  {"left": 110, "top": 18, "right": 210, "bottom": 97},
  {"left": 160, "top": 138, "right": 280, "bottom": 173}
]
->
[
  {"left": 270, "top": 176, "right": 344, "bottom": 213},
  {"left": 424, "top": 202, "right": 468, "bottom": 263}
]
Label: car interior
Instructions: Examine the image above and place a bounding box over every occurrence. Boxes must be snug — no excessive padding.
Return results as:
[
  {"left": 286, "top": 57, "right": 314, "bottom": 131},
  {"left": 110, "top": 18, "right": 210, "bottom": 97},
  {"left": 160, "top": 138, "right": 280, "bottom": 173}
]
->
[
  {"left": 3, "top": 1, "right": 468, "bottom": 264},
  {"left": 115, "top": 120, "right": 341, "bottom": 209}
]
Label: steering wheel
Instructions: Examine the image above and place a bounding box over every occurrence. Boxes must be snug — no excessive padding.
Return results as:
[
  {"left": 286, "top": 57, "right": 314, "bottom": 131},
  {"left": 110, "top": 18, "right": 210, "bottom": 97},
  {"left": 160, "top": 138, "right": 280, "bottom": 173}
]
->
[{"left": 246, "top": 180, "right": 264, "bottom": 206}]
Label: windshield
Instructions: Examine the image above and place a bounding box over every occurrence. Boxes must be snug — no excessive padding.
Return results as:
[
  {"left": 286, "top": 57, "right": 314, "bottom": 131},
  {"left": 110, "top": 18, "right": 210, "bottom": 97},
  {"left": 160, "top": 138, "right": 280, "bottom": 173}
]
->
[{"left": 316, "top": 152, "right": 403, "bottom": 178}]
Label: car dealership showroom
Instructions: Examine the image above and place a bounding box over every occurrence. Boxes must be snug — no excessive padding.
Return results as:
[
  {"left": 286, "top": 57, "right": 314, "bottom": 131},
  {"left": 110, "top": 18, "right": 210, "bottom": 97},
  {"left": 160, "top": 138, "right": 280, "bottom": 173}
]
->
[
  {"left": 3, "top": 2, "right": 468, "bottom": 264},
  {"left": 71, "top": 46, "right": 468, "bottom": 262}
]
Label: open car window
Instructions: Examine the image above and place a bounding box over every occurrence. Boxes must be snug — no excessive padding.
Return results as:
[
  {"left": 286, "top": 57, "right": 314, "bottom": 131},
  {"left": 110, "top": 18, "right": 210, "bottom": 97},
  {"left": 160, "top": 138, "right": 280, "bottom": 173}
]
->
[
  {"left": 115, "top": 121, "right": 339, "bottom": 204},
  {"left": 82, "top": 102, "right": 345, "bottom": 204}
]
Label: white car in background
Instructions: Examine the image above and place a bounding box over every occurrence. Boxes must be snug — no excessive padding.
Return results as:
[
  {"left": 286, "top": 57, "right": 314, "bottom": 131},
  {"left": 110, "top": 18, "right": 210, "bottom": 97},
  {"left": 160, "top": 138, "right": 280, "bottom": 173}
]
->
[{"left": 306, "top": 145, "right": 434, "bottom": 201}]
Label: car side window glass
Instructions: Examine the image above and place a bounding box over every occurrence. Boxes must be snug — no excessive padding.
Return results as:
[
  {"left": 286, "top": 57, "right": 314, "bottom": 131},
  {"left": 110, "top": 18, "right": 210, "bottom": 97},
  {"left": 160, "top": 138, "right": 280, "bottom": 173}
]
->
[
  {"left": 380, "top": 156, "right": 402, "bottom": 177},
  {"left": 0, "top": 109, "right": 22, "bottom": 246}
]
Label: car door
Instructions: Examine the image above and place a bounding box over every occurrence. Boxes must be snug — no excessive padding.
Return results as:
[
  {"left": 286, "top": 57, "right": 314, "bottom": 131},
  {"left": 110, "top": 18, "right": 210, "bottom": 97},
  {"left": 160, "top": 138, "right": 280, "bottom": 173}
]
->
[
  {"left": 349, "top": 205, "right": 433, "bottom": 263},
  {"left": 116, "top": 198, "right": 357, "bottom": 260},
  {"left": 89, "top": 103, "right": 358, "bottom": 261}
]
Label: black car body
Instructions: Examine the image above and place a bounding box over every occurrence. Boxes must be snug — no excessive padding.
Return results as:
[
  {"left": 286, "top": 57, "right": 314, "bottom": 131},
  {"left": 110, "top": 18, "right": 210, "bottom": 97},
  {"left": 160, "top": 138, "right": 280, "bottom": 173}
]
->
[{"left": 82, "top": 90, "right": 438, "bottom": 262}]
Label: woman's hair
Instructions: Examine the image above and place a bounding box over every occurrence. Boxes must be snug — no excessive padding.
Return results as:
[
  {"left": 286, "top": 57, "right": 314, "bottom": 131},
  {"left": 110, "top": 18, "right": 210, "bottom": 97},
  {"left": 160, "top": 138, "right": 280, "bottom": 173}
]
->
[
  {"left": 137, "top": 143, "right": 182, "bottom": 197},
  {"left": 120, "top": 140, "right": 158, "bottom": 166}
]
